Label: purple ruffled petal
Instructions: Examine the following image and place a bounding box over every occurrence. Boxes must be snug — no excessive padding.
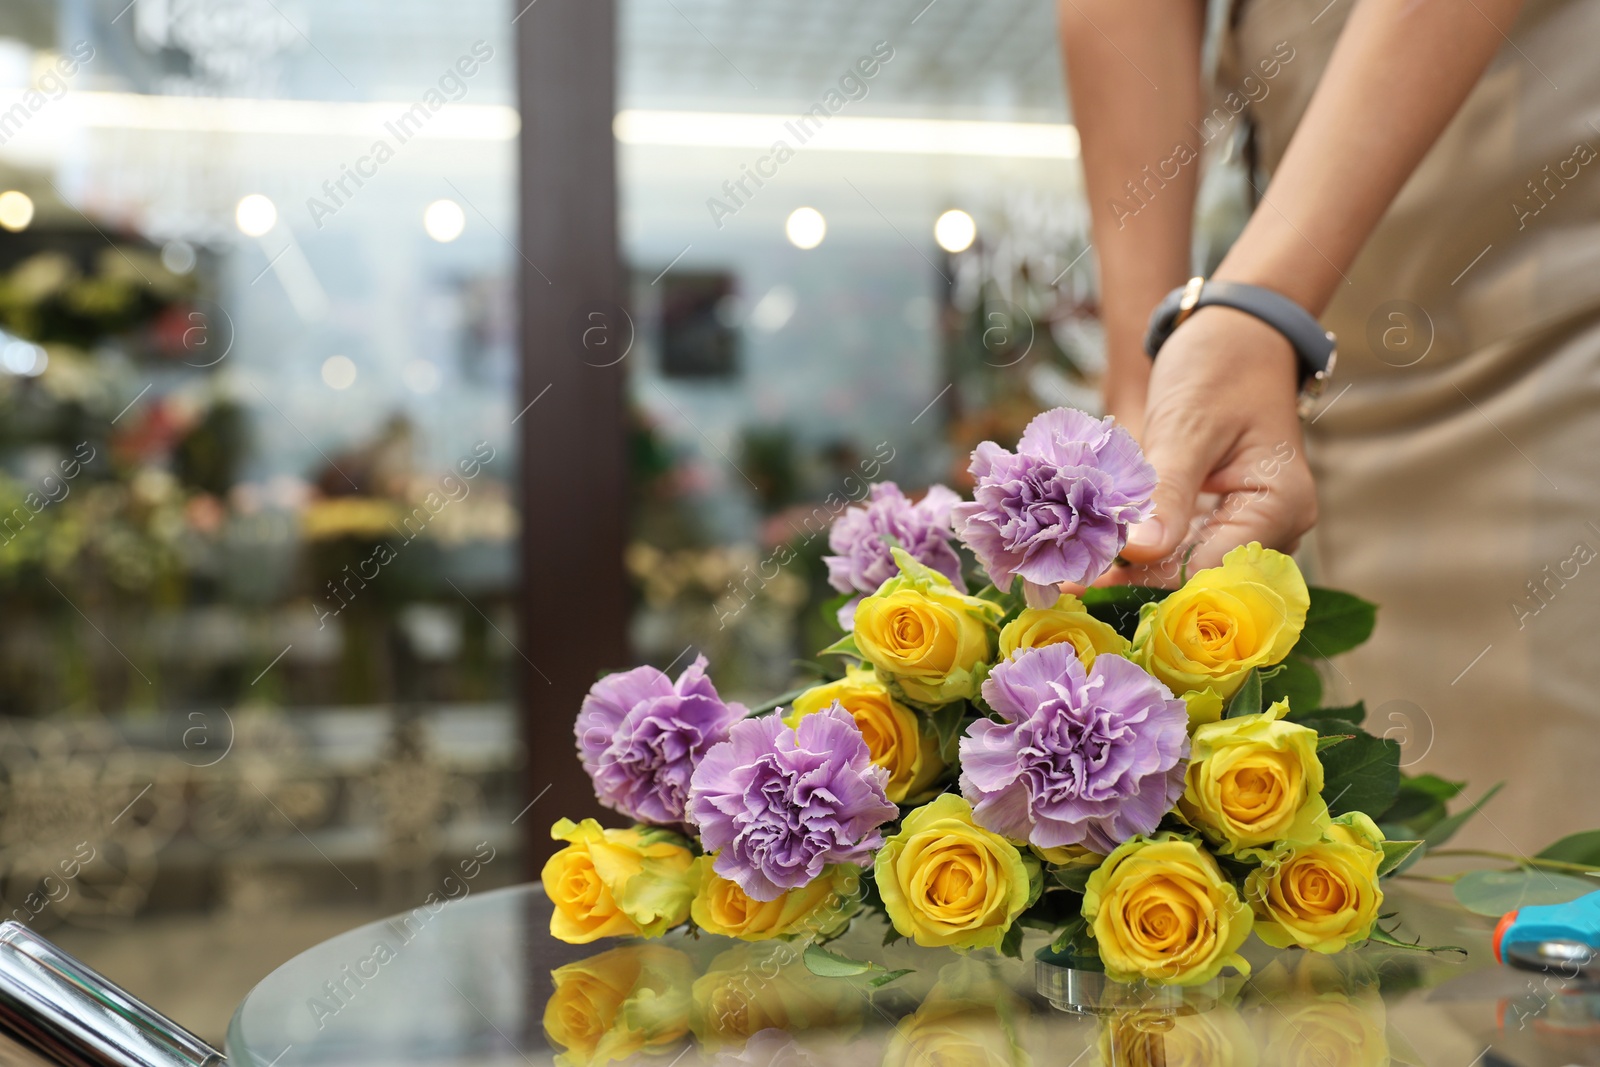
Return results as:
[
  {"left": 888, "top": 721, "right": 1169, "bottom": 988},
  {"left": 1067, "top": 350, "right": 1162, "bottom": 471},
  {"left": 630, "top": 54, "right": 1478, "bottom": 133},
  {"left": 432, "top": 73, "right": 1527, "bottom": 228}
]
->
[
  {"left": 823, "top": 482, "right": 967, "bottom": 620},
  {"left": 959, "top": 644, "right": 1188, "bottom": 852},
  {"left": 953, "top": 408, "right": 1155, "bottom": 591},
  {"left": 688, "top": 705, "right": 897, "bottom": 901},
  {"left": 574, "top": 654, "right": 748, "bottom": 826}
]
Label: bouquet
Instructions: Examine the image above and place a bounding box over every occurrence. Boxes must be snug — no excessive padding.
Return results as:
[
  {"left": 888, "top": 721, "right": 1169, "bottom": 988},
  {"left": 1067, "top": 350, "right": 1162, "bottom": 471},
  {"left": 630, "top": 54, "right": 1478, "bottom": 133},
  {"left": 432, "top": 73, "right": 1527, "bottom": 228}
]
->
[{"left": 543, "top": 407, "right": 1597, "bottom": 987}]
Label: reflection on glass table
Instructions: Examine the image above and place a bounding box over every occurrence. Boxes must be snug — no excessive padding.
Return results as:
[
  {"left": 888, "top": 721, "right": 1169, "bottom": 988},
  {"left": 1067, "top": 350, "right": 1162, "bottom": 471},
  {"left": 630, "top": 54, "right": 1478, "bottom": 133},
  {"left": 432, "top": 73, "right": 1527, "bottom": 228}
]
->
[{"left": 226, "top": 882, "right": 1600, "bottom": 1067}]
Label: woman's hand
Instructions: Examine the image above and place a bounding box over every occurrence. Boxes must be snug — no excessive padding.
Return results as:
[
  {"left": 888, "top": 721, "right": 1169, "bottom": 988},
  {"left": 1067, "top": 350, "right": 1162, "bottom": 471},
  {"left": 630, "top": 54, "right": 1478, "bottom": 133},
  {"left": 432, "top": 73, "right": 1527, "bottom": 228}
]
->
[{"left": 1112, "top": 304, "right": 1316, "bottom": 585}]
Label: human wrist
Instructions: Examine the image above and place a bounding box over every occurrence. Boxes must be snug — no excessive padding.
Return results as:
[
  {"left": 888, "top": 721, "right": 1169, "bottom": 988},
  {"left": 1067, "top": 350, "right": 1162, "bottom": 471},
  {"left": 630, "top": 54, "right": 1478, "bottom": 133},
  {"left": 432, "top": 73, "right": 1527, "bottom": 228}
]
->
[{"left": 1210, "top": 248, "right": 1338, "bottom": 318}]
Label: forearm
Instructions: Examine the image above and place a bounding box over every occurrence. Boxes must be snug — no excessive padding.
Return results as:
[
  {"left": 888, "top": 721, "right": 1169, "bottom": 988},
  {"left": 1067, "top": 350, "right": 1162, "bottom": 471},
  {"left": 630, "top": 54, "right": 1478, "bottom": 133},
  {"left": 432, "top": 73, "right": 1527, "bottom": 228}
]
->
[
  {"left": 1216, "top": 0, "right": 1528, "bottom": 313},
  {"left": 1058, "top": 0, "right": 1205, "bottom": 432}
]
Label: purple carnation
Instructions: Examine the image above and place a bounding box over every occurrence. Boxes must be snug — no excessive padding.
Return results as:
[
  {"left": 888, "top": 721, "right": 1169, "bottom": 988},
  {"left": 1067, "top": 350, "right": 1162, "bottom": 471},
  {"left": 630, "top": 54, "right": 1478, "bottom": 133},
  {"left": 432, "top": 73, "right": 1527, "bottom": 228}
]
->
[
  {"left": 688, "top": 705, "right": 897, "bottom": 901},
  {"left": 575, "top": 655, "right": 748, "bottom": 826},
  {"left": 825, "top": 482, "right": 965, "bottom": 628},
  {"left": 959, "top": 643, "right": 1188, "bottom": 854},
  {"left": 951, "top": 408, "right": 1155, "bottom": 604}
]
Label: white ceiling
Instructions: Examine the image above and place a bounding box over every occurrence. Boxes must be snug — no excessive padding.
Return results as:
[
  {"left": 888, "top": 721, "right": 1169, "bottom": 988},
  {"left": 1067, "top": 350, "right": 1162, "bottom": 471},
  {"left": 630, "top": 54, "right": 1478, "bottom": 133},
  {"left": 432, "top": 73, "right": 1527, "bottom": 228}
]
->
[{"left": 620, "top": 0, "right": 1069, "bottom": 122}]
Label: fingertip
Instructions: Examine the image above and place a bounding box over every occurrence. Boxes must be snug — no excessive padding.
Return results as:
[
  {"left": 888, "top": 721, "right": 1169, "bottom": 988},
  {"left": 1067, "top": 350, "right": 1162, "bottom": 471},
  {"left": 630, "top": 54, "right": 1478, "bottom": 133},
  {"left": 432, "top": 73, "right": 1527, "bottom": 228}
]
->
[{"left": 1120, "top": 517, "right": 1169, "bottom": 562}]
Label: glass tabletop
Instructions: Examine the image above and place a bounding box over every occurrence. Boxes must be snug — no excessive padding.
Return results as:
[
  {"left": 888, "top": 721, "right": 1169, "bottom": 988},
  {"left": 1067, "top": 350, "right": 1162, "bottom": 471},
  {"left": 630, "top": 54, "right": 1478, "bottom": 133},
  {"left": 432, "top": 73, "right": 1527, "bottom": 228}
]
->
[{"left": 225, "top": 881, "right": 1599, "bottom": 1067}]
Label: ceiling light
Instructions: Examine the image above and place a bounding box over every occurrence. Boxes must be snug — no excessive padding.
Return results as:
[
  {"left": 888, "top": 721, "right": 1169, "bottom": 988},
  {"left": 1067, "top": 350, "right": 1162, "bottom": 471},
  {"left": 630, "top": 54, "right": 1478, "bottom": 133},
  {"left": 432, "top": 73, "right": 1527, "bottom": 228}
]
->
[
  {"left": 423, "top": 199, "right": 465, "bottom": 242},
  {"left": 235, "top": 194, "right": 277, "bottom": 236},
  {"left": 934, "top": 209, "right": 977, "bottom": 253},
  {"left": 0, "top": 190, "right": 34, "bottom": 232},
  {"left": 785, "top": 207, "right": 826, "bottom": 250}
]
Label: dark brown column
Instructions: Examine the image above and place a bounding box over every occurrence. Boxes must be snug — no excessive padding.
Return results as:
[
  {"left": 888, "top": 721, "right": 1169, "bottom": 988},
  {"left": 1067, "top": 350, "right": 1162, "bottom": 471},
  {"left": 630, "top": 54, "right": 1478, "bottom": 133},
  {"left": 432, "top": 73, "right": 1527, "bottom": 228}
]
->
[{"left": 515, "top": 0, "right": 629, "bottom": 875}]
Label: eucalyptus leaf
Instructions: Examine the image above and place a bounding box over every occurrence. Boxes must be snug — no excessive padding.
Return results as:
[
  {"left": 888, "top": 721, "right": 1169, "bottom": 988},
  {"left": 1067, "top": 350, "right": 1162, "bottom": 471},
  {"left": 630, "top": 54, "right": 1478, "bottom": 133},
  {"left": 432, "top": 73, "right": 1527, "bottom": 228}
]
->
[
  {"left": 1223, "top": 669, "right": 1262, "bottom": 719},
  {"left": 803, "top": 945, "right": 877, "bottom": 978},
  {"left": 1295, "top": 587, "right": 1378, "bottom": 659},
  {"left": 1452, "top": 868, "right": 1596, "bottom": 917}
]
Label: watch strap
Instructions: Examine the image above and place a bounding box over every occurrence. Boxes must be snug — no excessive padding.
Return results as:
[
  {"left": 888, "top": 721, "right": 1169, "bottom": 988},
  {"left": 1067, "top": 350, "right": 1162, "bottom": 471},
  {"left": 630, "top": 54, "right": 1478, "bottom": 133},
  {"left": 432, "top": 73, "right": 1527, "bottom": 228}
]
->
[{"left": 1143, "top": 278, "right": 1337, "bottom": 397}]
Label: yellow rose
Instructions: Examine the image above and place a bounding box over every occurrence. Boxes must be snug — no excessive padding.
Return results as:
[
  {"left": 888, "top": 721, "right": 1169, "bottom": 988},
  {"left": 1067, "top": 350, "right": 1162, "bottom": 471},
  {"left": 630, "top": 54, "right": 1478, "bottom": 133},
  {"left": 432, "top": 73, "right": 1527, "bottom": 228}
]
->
[
  {"left": 690, "top": 857, "right": 859, "bottom": 941},
  {"left": 851, "top": 548, "right": 1003, "bottom": 706},
  {"left": 543, "top": 945, "right": 693, "bottom": 1067},
  {"left": 1030, "top": 842, "right": 1104, "bottom": 870},
  {"left": 785, "top": 667, "right": 945, "bottom": 803},
  {"left": 690, "top": 943, "right": 861, "bottom": 1046},
  {"left": 1260, "top": 994, "right": 1388, "bottom": 1067},
  {"left": 884, "top": 998, "right": 1025, "bottom": 1067},
  {"left": 1098, "top": 1005, "right": 1256, "bottom": 1067},
  {"left": 1177, "top": 699, "right": 1329, "bottom": 860},
  {"left": 1132, "top": 543, "right": 1309, "bottom": 717},
  {"left": 885, "top": 960, "right": 1029, "bottom": 1067},
  {"left": 998, "top": 592, "right": 1130, "bottom": 668},
  {"left": 542, "top": 819, "right": 696, "bottom": 944},
  {"left": 1246, "top": 813, "right": 1385, "bottom": 953},
  {"left": 875, "top": 793, "right": 1035, "bottom": 950},
  {"left": 1082, "top": 834, "right": 1253, "bottom": 986}
]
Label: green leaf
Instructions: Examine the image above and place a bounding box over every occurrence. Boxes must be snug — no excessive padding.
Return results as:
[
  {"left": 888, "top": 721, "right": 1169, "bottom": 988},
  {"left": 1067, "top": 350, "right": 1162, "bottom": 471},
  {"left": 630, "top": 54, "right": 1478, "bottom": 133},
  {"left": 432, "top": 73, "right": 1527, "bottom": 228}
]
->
[
  {"left": 1421, "top": 782, "right": 1504, "bottom": 851},
  {"left": 802, "top": 945, "right": 877, "bottom": 978},
  {"left": 1051, "top": 864, "right": 1094, "bottom": 894},
  {"left": 1261, "top": 655, "right": 1322, "bottom": 712},
  {"left": 926, "top": 701, "right": 968, "bottom": 761},
  {"left": 819, "top": 591, "right": 853, "bottom": 635},
  {"left": 868, "top": 968, "right": 915, "bottom": 989},
  {"left": 1318, "top": 732, "right": 1401, "bottom": 817},
  {"left": 1451, "top": 868, "right": 1596, "bottom": 917},
  {"left": 1399, "top": 773, "right": 1466, "bottom": 802},
  {"left": 999, "top": 922, "right": 1025, "bottom": 959},
  {"left": 1295, "top": 587, "right": 1378, "bottom": 659},
  {"left": 748, "top": 685, "right": 812, "bottom": 717},
  {"left": 818, "top": 633, "right": 862, "bottom": 660},
  {"left": 1314, "top": 701, "right": 1367, "bottom": 725},
  {"left": 1049, "top": 917, "right": 1088, "bottom": 955},
  {"left": 1537, "top": 829, "right": 1600, "bottom": 867},
  {"left": 1316, "top": 734, "right": 1353, "bottom": 752},
  {"left": 1366, "top": 927, "right": 1467, "bottom": 955},
  {"left": 1376, "top": 773, "right": 1467, "bottom": 835},
  {"left": 1080, "top": 584, "right": 1168, "bottom": 640},
  {"left": 1376, "top": 840, "right": 1425, "bottom": 878},
  {"left": 1223, "top": 669, "right": 1262, "bottom": 719},
  {"left": 1297, "top": 716, "right": 1365, "bottom": 739}
]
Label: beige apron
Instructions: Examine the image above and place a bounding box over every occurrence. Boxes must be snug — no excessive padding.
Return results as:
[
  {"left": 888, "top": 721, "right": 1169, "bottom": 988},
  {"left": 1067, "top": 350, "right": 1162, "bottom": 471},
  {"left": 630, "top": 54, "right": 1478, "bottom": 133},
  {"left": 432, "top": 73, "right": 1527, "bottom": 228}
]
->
[{"left": 1217, "top": 0, "right": 1600, "bottom": 851}]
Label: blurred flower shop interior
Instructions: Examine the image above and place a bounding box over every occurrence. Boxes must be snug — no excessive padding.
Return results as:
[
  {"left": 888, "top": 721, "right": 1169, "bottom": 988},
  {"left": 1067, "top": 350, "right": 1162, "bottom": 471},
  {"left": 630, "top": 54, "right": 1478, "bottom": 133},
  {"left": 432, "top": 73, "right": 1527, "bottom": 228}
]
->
[{"left": 0, "top": 0, "right": 1263, "bottom": 1042}]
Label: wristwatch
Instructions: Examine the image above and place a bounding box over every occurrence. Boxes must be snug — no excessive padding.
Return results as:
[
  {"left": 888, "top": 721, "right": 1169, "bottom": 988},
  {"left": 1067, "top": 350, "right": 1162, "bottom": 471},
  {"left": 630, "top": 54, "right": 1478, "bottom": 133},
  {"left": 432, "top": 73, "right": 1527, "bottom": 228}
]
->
[{"left": 1144, "top": 277, "right": 1337, "bottom": 416}]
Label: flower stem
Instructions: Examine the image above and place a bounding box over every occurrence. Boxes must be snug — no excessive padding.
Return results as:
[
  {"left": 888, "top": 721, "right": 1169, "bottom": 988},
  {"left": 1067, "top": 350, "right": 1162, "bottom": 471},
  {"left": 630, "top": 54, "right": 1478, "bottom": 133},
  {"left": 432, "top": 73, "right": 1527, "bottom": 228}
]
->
[{"left": 1427, "top": 848, "right": 1600, "bottom": 875}]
